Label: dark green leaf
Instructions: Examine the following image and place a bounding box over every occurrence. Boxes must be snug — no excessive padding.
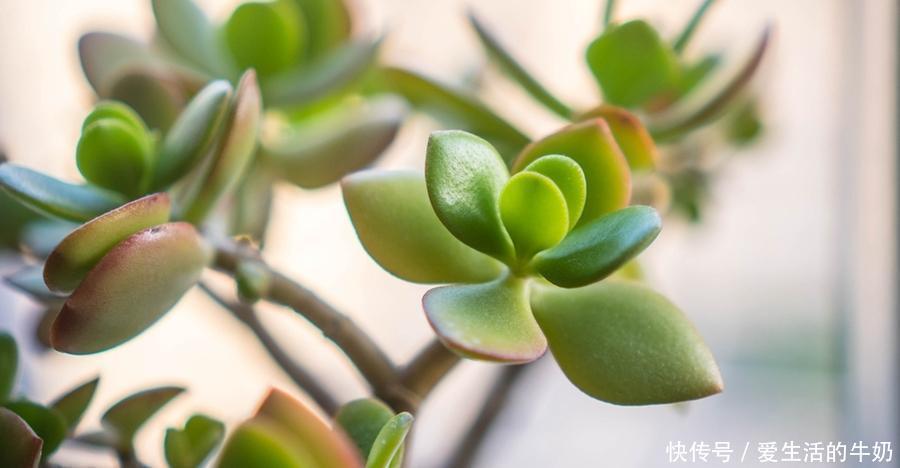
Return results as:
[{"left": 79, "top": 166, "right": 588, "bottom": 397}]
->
[
  {"left": 4, "top": 400, "right": 67, "bottom": 456},
  {"left": 0, "top": 407, "right": 42, "bottom": 468},
  {"left": 365, "top": 412, "right": 412, "bottom": 468},
  {"left": 50, "top": 376, "right": 100, "bottom": 433},
  {"left": 335, "top": 399, "right": 394, "bottom": 459},
  {"left": 0, "top": 164, "right": 126, "bottom": 222},
  {"left": 165, "top": 413, "right": 225, "bottom": 468},
  {"left": 152, "top": 0, "right": 234, "bottom": 77},
  {"left": 0, "top": 333, "right": 17, "bottom": 403},
  {"left": 223, "top": 0, "right": 306, "bottom": 78},
  {"left": 102, "top": 386, "right": 185, "bottom": 450}
]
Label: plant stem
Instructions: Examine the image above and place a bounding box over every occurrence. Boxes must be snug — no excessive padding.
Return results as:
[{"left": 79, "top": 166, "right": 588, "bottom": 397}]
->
[
  {"left": 400, "top": 338, "right": 461, "bottom": 404},
  {"left": 603, "top": 0, "right": 617, "bottom": 28},
  {"left": 672, "top": 0, "right": 717, "bottom": 54},
  {"left": 198, "top": 282, "right": 339, "bottom": 414}
]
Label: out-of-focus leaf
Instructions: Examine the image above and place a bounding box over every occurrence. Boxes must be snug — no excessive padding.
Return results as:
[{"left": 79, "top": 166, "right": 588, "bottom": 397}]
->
[
  {"left": 102, "top": 386, "right": 186, "bottom": 450},
  {"left": 343, "top": 170, "right": 504, "bottom": 284},
  {"left": 532, "top": 280, "right": 723, "bottom": 404},
  {"left": 165, "top": 413, "right": 225, "bottom": 468},
  {"left": 152, "top": 0, "right": 234, "bottom": 77},
  {"left": 365, "top": 412, "right": 412, "bottom": 468},
  {"left": 499, "top": 172, "right": 569, "bottom": 260},
  {"left": 4, "top": 400, "right": 67, "bottom": 456},
  {"left": 676, "top": 54, "right": 720, "bottom": 99},
  {"left": 21, "top": 220, "right": 78, "bottom": 259},
  {"left": 5, "top": 265, "right": 60, "bottom": 301},
  {"left": 44, "top": 193, "right": 171, "bottom": 294},
  {"left": 424, "top": 275, "right": 545, "bottom": 363},
  {"left": 236, "top": 259, "right": 271, "bottom": 303},
  {"left": 35, "top": 305, "right": 63, "bottom": 351},
  {"left": 224, "top": 0, "right": 306, "bottom": 78},
  {"left": 264, "top": 97, "right": 404, "bottom": 188},
  {"left": 217, "top": 420, "right": 318, "bottom": 468},
  {"left": 154, "top": 80, "right": 233, "bottom": 190},
  {"left": 0, "top": 186, "right": 43, "bottom": 250},
  {"left": 512, "top": 120, "right": 631, "bottom": 227},
  {"left": 78, "top": 32, "right": 157, "bottom": 95},
  {"left": 292, "top": 0, "right": 352, "bottom": 58},
  {"left": 724, "top": 98, "right": 763, "bottom": 146},
  {"left": 651, "top": 26, "right": 771, "bottom": 142},
  {"left": 672, "top": 0, "right": 717, "bottom": 54},
  {"left": 586, "top": 20, "right": 680, "bottom": 108},
  {"left": 51, "top": 222, "right": 211, "bottom": 354},
  {"left": 378, "top": 67, "right": 530, "bottom": 160},
  {"left": 82, "top": 101, "right": 148, "bottom": 134},
  {"left": 426, "top": 130, "right": 514, "bottom": 262},
  {"left": 468, "top": 12, "right": 571, "bottom": 119},
  {"left": 107, "top": 66, "right": 187, "bottom": 132},
  {"left": 49, "top": 376, "right": 100, "bottom": 433},
  {"left": 0, "top": 333, "right": 16, "bottom": 403},
  {"left": 181, "top": 71, "right": 261, "bottom": 225},
  {"left": 630, "top": 172, "right": 672, "bottom": 213},
  {"left": 533, "top": 206, "right": 661, "bottom": 288},
  {"left": 229, "top": 164, "right": 274, "bottom": 243},
  {"left": 0, "top": 407, "right": 42, "bottom": 468},
  {"left": 263, "top": 37, "right": 381, "bottom": 108},
  {"left": 576, "top": 105, "right": 658, "bottom": 170},
  {"left": 522, "top": 155, "right": 586, "bottom": 229},
  {"left": 0, "top": 164, "right": 126, "bottom": 222},
  {"left": 335, "top": 399, "right": 394, "bottom": 459}
]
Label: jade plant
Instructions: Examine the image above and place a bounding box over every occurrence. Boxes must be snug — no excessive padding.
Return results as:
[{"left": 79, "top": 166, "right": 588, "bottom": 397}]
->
[{"left": 0, "top": 1, "right": 763, "bottom": 467}]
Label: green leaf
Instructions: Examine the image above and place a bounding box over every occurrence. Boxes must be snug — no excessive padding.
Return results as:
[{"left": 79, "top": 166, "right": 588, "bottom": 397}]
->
[
  {"left": 424, "top": 275, "right": 545, "bottom": 363},
  {"left": 49, "top": 377, "right": 100, "bottom": 433},
  {"left": 365, "top": 412, "right": 412, "bottom": 468},
  {"left": 586, "top": 20, "right": 680, "bottom": 108},
  {"left": 576, "top": 105, "right": 658, "bottom": 170},
  {"left": 82, "top": 101, "right": 148, "bottom": 134},
  {"left": 0, "top": 407, "right": 43, "bottom": 468},
  {"left": 229, "top": 164, "right": 274, "bottom": 242},
  {"left": 4, "top": 400, "right": 68, "bottom": 456},
  {"left": 218, "top": 420, "right": 318, "bottom": 468},
  {"left": 154, "top": 80, "right": 233, "bottom": 190},
  {"left": 724, "top": 99, "right": 763, "bottom": 146},
  {"left": 264, "top": 97, "right": 404, "bottom": 189},
  {"left": 522, "top": 155, "right": 586, "bottom": 229},
  {"left": 533, "top": 206, "right": 661, "bottom": 288},
  {"left": 672, "top": 0, "right": 717, "bottom": 55},
  {"left": 165, "top": 414, "right": 226, "bottom": 468},
  {"left": 512, "top": 120, "right": 631, "bottom": 227},
  {"left": 335, "top": 399, "right": 394, "bottom": 459},
  {"left": 499, "top": 172, "right": 569, "bottom": 261},
  {"left": 20, "top": 220, "right": 78, "bottom": 259},
  {"left": 107, "top": 66, "right": 188, "bottom": 132},
  {"left": 0, "top": 333, "right": 17, "bottom": 404},
  {"left": 291, "top": 0, "right": 351, "bottom": 58},
  {"left": 0, "top": 164, "right": 127, "bottom": 222},
  {"left": 467, "top": 12, "right": 571, "bottom": 119},
  {"left": 102, "top": 386, "right": 185, "bottom": 450},
  {"left": 152, "top": 0, "right": 234, "bottom": 77},
  {"left": 76, "top": 116, "right": 153, "bottom": 197},
  {"left": 51, "top": 222, "right": 212, "bottom": 354},
  {"left": 44, "top": 193, "right": 171, "bottom": 294},
  {"left": 425, "top": 130, "right": 514, "bottom": 262},
  {"left": 180, "top": 71, "right": 261, "bottom": 225},
  {"left": 78, "top": 32, "right": 157, "bottom": 96},
  {"left": 236, "top": 259, "right": 271, "bottom": 303},
  {"left": 378, "top": 67, "right": 530, "bottom": 160},
  {"left": 676, "top": 54, "right": 720, "bottom": 99},
  {"left": 532, "top": 280, "right": 723, "bottom": 404},
  {"left": 223, "top": 0, "right": 306, "bottom": 78},
  {"left": 343, "top": 170, "right": 504, "bottom": 284},
  {"left": 5, "top": 265, "right": 60, "bottom": 301}
]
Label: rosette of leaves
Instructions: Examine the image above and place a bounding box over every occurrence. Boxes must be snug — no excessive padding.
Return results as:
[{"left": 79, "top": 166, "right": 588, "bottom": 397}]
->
[
  {"left": 78, "top": 0, "right": 405, "bottom": 213},
  {"left": 377, "top": 0, "right": 769, "bottom": 222},
  {"left": 0, "top": 73, "right": 263, "bottom": 354},
  {"left": 219, "top": 390, "right": 412, "bottom": 468},
  {"left": 343, "top": 124, "right": 723, "bottom": 405}
]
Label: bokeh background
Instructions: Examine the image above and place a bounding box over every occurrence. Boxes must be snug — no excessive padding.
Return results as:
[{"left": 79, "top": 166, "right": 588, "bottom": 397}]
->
[{"left": 0, "top": 0, "right": 896, "bottom": 466}]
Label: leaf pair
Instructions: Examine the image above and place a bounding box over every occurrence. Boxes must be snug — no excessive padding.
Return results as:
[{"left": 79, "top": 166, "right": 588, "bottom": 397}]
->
[{"left": 336, "top": 399, "right": 412, "bottom": 468}]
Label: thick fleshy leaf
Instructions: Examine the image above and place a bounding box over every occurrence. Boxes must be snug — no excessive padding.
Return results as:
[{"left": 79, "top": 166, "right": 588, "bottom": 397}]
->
[
  {"left": 0, "top": 407, "right": 42, "bottom": 468},
  {"left": 82, "top": 101, "right": 148, "bottom": 134},
  {"left": 230, "top": 164, "right": 274, "bottom": 242},
  {"left": 264, "top": 97, "right": 404, "bottom": 188},
  {"left": 236, "top": 259, "right": 271, "bottom": 303},
  {"left": 0, "top": 164, "right": 126, "bottom": 222},
  {"left": 343, "top": 170, "right": 503, "bottom": 284},
  {"left": 533, "top": 206, "right": 661, "bottom": 288},
  {"left": 78, "top": 32, "right": 157, "bottom": 95},
  {"left": 152, "top": 0, "right": 233, "bottom": 77},
  {"left": 252, "top": 388, "right": 363, "bottom": 468},
  {"left": 218, "top": 420, "right": 318, "bottom": 468},
  {"left": 425, "top": 130, "right": 514, "bottom": 262},
  {"left": 4, "top": 400, "right": 67, "bottom": 456},
  {"left": 50, "top": 376, "right": 100, "bottom": 432},
  {"left": 263, "top": 37, "right": 381, "bottom": 108},
  {"left": 522, "top": 155, "right": 586, "bottom": 229},
  {"left": 44, "top": 193, "right": 171, "bottom": 294},
  {"left": 180, "top": 71, "right": 261, "bottom": 224},
  {"left": 0, "top": 333, "right": 16, "bottom": 403},
  {"left": 102, "top": 386, "right": 186, "bottom": 450},
  {"left": 5, "top": 265, "right": 60, "bottom": 301},
  {"left": 51, "top": 222, "right": 212, "bottom": 354},
  {"left": 76, "top": 118, "right": 153, "bottom": 197},
  {"left": 532, "top": 281, "right": 723, "bottom": 404},
  {"left": 224, "top": 0, "right": 306, "bottom": 78},
  {"left": 576, "top": 105, "right": 658, "bottom": 170},
  {"left": 467, "top": 12, "right": 571, "bottom": 119},
  {"left": 335, "top": 399, "right": 394, "bottom": 459},
  {"left": 499, "top": 172, "right": 568, "bottom": 261},
  {"left": 164, "top": 414, "right": 225, "bottom": 468},
  {"left": 424, "top": 275, "right": 545, "bottom": 363},
  {"left": 154, "top": 81, "right": 233, "bottom": 189},
  {"left": 292, "top": 0, "right": 352, "bottom": 58},
  {"left": 107, "top": 66, "right": 187, "bottom": 132},
  {"left": 586, "top": 20, "right": 680, "bottom": 108},
  {"left": 365, "top": 412, "right": 412, "bottom": 468},
  {"left": 512, "top": 120, "right": 631, "bottom": 226},
  {"left": 379, "top": 67, "right": 530, "bottom": 160}
]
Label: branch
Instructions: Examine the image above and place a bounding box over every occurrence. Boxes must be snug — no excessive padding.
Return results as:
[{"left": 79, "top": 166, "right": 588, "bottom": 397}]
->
[
  {"left": 400, "top": 338, "right": 461, "bottom": 404},
  {"left": 198, "top": 282, "right": 339, "bottom": 414}
]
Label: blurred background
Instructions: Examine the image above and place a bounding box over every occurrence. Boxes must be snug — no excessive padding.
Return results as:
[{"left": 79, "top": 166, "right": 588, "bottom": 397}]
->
[{"left": 0, "top": 0, "right": 896, "bottom": 466}]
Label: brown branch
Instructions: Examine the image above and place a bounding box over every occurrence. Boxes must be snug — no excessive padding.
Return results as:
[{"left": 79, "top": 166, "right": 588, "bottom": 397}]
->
[{"left": 399, "top": 338, "right": 461, "bottom": 405}]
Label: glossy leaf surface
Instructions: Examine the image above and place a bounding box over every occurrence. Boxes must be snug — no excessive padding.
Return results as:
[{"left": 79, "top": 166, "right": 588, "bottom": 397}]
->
[
  {"left": 335, "top": 398, "right": 394, "bottom": 459},
  {"left": 102, "top": 386, "right": 186, "bottom": 449},
  {"left": 165, "top": 414, "right": 226, "bottom": 468},
  {"left": 365, "top": 412, "right": 412, "bottom": 468},
  {"left": 50, "top": 376, "right": 100, "bottom": 432},
  {"left": 499, "top": 172, "right": 569, "bottom": 260},
  {"left": 0, "top": 164, "right": 126, "bottom": 222},
  {"left": 0, "top": 407, "right": 42, "bottom": 468},
  {"left": 76, "top": 118, "right": 153, "bottom": 197}
]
